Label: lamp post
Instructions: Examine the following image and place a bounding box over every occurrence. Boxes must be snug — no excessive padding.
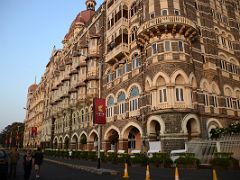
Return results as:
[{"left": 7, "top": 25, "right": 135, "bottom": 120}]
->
[
  {"left": 97, "top": 59, "right": 103, "bottom": 169},
  {"left": 81, "top": 53, "right": 104, "bottom": 169}
]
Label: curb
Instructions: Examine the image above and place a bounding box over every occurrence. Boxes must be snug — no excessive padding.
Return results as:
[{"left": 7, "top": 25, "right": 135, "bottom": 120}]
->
[{"left": 45, "top": 158, "right": 118, "bottom": 176}]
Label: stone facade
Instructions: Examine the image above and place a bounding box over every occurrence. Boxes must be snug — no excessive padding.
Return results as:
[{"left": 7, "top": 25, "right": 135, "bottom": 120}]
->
[{"left": 24, "top": 0, "right": 240, "bottom": 153}]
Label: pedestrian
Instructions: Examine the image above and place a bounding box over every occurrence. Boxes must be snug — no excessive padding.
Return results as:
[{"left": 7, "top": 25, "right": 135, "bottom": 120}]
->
[
  {"left": 23, "top": 150, "right": 33, "bottom": 180},
  {"left": 9, "top": 146, "right": 20, "bottom": 179},
  {"left": 33, "top": 147, "right": 44, "bottom": 179},
  {"left": 68, "top": 149, "right": 73, "bottom": 159}
]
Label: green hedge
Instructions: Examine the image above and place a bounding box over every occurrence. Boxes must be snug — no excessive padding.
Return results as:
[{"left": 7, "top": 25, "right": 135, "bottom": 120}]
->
[
  {"left": 175, "top": 153, "right": 200, "bottom": 168},
  {"left": 130, "top": 153, "right": 149, "bottom": 166},
  {"left": 149, "top": 153, "right": 173, "bottom": 167},
  {"left": 211, "top": 152, "right": 239, "bottom": 169}
]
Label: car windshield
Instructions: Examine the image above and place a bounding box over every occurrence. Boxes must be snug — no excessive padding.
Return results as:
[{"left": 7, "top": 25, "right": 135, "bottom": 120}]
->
[{"left": 0, "top": 150, "right": 6, "bottom": 157}]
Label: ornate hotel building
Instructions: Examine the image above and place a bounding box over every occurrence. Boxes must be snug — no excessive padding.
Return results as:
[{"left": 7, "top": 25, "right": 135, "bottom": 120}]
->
[
  {"left": 24, "top": 0, "right": 240, "bottom": 152},
  {"left": 23, "top": 82, "right": 45, "bottom": 147}
]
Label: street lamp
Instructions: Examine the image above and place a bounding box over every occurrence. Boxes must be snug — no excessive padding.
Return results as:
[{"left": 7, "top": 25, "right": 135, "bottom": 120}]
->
[{"left": 80, "top": 53, "right": 104, "bottom": 169}]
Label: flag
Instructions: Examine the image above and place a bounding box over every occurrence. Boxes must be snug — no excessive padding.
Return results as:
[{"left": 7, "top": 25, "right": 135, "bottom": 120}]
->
[
  {"left": 5, "top": 136, "right": 8, "bottom": 145},
  {"left": 31, "top": 127, "right": 37, "bottom": 138},
  {"left": 9, "top": 132, "right": 12, "bottom": 144},
  {"left": 16, "top": 132, "right": 20, "bottom": 141},
  {"left": 93, "top": 98, "right": 106, "bottom": 124}
]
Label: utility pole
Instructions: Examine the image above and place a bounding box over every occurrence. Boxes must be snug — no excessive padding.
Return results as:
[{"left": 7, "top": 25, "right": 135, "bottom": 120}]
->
[{"left": 17, "top": 126, "right": 20, "bottom": 149}]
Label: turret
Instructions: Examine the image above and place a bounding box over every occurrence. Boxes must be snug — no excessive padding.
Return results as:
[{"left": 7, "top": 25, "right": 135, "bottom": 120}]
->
[{"left": 86, "top": 0, "right": 96, "bottom": 11}]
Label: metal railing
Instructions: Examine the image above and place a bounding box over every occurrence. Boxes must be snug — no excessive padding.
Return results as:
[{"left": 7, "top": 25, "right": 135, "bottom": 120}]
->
[{"left": 187, "top": 135, "right": 240, "bottom": 164}]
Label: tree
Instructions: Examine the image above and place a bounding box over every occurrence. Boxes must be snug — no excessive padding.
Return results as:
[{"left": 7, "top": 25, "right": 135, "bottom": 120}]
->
[
  {"left": 210, "top": 121, "right": 240, "bottom": 139},
  {"left": 0, "top": 122, "right": 24, "bottom": 148}
]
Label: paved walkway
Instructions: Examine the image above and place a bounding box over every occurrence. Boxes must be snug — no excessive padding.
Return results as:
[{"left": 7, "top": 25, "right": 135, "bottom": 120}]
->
[{"left": 45, "top": 157, "right": 118, "bottom": 176}]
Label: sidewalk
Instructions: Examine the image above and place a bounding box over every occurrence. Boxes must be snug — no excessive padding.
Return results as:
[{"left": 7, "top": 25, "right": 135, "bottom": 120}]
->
[{"left": 44, "top": 156, "right": 119, "bottom": 176}]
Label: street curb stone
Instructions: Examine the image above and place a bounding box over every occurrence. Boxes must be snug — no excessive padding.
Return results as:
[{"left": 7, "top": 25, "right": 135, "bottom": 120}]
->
[{"left": 45, "top": 158, "right": 118, "bottom": 176}]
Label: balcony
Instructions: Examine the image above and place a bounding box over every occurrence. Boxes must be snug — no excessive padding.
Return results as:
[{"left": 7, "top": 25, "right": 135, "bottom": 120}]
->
[
  {"left": 107, "top": 18, "right": 129, "bottom": 37},
  {"left": 86, "top": 71, "right": 99, "bottom": 81},
  {"left": 105, "top": 43, "right": 129, "bottom": 64},
  {"left": 137, "top": 16, "right": 198, "bottom": 44}
]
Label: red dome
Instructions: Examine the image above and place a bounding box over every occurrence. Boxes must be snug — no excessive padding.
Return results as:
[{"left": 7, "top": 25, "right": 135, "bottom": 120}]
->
[
  {"left": 28, "top": 84, "right": 38, "bottom": 93},
  {"left": 75, "top": 13, "right": 86, "bottom": 25}
]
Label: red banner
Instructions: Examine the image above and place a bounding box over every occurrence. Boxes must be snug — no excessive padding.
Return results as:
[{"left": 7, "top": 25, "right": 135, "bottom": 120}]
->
[
  {"left": 93, "top": 98, "right": 106, "bottom": 124},
  {"left": 31, "top": 127, "right": 37, "bottom": 138},
  {"left": 5, "top": 138, "right": 8, "bottom": 145},
  {"left": 16, "top": 133, "right": 20, "bottom": 141}
]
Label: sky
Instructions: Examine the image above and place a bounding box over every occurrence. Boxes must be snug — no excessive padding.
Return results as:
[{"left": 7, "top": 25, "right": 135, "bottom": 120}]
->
[{"left": 0, "top": 0, "right": 102, "bottom": 131}]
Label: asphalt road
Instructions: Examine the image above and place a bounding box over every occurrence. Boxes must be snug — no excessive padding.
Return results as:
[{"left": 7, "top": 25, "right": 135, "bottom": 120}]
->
[
  {"left": 13, "top": 157, "right": 117, "bottom": 180},
  {"left": 10, "top": 156, "right": 240, "bottom": 180}
]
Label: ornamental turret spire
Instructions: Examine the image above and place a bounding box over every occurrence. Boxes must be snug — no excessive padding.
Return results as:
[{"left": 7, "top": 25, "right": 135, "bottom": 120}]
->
[{"left": 86, "top": 0, "right": 96, "bottom": 11}]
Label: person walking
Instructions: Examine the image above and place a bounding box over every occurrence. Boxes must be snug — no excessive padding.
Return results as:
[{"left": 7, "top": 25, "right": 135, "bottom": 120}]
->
[
  {"left": 23, "top": 150, "right": 33, "bottom": 180},
  {"left": 68, "top": 149, "right": 73, "bottom": 159},
  {"left": 33, "top": 147, "right": 44, "bottom": 179},
  {"left": 9, "top": 147, "right": 20, "bottom": 179}
]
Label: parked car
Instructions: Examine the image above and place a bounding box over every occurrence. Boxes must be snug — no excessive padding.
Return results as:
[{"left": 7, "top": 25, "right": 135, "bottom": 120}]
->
[{"left": 0, "top": 149, "right": 9, "bottom": 179}]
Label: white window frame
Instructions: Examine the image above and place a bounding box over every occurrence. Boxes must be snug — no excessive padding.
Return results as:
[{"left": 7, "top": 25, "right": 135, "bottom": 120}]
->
[
  {"left": 124, "top": 63, "right": 128, "bottom": 73},
  {"left": 159, "top": 88, "right": 167, "bottom": 103},
  {"left": 175, "top": 87, "right": 184, "bottom": 102},
  {"left": 225, "top": 97, "right": 233, "bottom": 108},
  {"left": 107, "top": 71, "right": 113, "bottom": 82},
  {"left": 119, "top": 102, "right": 125, "bottom": 114},
  {"left": 212, "top": 95, "right": 218, "bottom": 107},
  {"left": 107, "top": 97, "right": 114, "bottom": 118},
  {"left": 161, "top": 9, "right": 168, "bottom": 16},
  {"left": 164, "top": 41, "right": 171, "bottom": 51},
  {"left": 174, "top": 9, "right": 181, "bottom": 16},
  {"left": 204, "top": 92, "right": 209, "bottom": 106},
  {"left": 237, "top": 99, "right": 240, "bottom": 110},
  {"left": 152, "top": 43, "right": 158, "bottom": 54},
  {"left": 129, "top": 98, "right": 139, "bottom": 111},
  {"left": 178, "top": 41, "right": 184, "bottom": 52},
  {"left": 132, "top": 56, "right": 140, "bottom": 69},
  {"left": 118, "top": 92, "right": 126, "bottom": 114},
  {"left": 116, "top": 68, "right": 121, "bottom": 78}
]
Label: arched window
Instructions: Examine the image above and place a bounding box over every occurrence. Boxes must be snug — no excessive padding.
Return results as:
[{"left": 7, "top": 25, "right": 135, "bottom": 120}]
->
[
  {"left": 85, "top": 108, "right": 89, "bottom": 123},
  {"left": 72, "top": 112, "right": 76, "bottom": 125},
  {"left": 128, "top": 132, "right": 136, "bottom": 149},
  {"left": 156, "top": 76, "right": 167, "bottom": 104},
  {"left": 131, "top": 26, "right": 137, "bottom": 42},
  {"left": 225, "top": 87, "right": 233, "bottom": 109},
  {"left": 107, "top": 70, "right": 113, "bottom": 82},
  {"left": 124, "top": 63, "right": 128, "bottom": 73},
  {"left": 118, "top": 92, "right": 126, "bottom": 114},
  {"left": 107, "top": 96, "right": 114, "bottom": 117},
  {"left": 129, "top": 86, "right": 139, "bottom": 111},
  {"left": 130, "top": 2, "right": 137, "bottom": 17},
  {"left": 81, "top": 109, "right": 85, "bottom": 123},
  {"left": 236, "top": 91, "right": 240, "bottom": 110},
  {"left": 89, "top": 106, "right": 93, "bottom": 124},
  {"left": 175, "top": 75, "right": 185, "bottom": 102},
  {"left": 132, "top": 54, "right": 140, "bottom": 69}
]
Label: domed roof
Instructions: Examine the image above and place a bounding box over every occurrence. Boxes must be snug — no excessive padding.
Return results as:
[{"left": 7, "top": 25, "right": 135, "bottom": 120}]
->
[
  {"left": 75, "top": 13, "right": 86, "bottom": 25},
  {"left": 28, "top": 83, "right": 38, "bottom": 93}
]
